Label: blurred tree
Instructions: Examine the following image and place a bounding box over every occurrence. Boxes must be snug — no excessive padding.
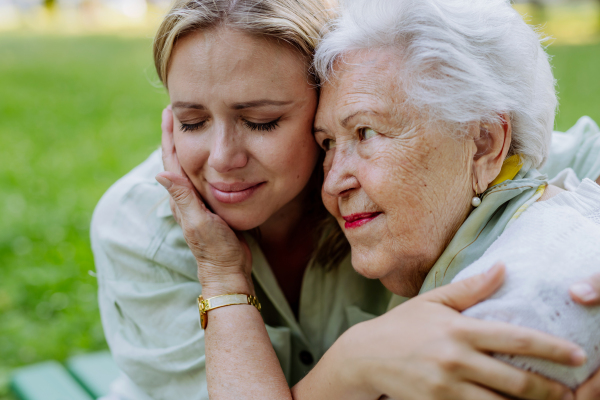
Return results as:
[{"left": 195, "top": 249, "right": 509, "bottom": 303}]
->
[
  {"left": 44, "top": 0, "right": 56, "bottom": 10},
  {"left": 597, "top": 0, "right": 600, "bottom": 32}
]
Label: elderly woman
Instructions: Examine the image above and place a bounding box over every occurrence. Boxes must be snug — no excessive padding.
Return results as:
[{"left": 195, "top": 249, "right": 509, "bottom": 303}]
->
[
  {"left": 311, "top": 0, "right": 600, "bottom": 397},
  {"left": 156, "top": 0, "right": 600, "bottom": 399}
]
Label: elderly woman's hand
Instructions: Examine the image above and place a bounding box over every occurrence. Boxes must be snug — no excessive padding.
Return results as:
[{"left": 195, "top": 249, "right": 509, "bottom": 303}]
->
[
  {"left": 568, "top": 273, "right": 600, "bottom": 400},
  {"left": 156, "top": 106, "right": 254, "bottom": 298},
  {"left": 570, "top": 274, "right": 600, "bottom": 306},
  {"left": 329, "top": 263, "right": 583, "bottom": 400}
]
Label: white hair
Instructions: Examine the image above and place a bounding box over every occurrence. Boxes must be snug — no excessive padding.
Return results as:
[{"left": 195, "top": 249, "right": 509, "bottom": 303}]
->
[{"left": 314, "top": 0, "right": 557, "bottom": 167}]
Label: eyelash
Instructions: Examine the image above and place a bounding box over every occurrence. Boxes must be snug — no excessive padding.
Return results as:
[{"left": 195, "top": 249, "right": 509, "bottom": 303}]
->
[
  {"left": 243, "top": 118, "right": 280, "bottom": 132},
  {"left": 180, "top": 121, "right": 206, "bottom": 132},
  {"left": 180, "top": 118, "right": 281, "bottom": 133}
]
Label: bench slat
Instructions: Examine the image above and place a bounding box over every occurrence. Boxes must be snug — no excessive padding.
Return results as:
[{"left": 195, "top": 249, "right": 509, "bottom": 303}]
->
[
  {"left": 11, "top": 361, "right": 94, "bottom": 400},
  {"left": 67, "top": 351, "right": 120, "bottom": 398}
]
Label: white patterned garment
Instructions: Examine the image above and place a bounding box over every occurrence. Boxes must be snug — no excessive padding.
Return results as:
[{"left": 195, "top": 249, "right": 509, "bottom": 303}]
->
[{"left": 452, "top": 179, "right": 600, "bottom": 389}]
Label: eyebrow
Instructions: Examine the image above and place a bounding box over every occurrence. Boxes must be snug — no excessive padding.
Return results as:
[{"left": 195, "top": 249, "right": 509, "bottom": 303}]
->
[
  {"left": 172, "top": 101, "right": 206, "bottom": 110},
  {"left": 231, "top": 100, "right": 294, "bottom": 110},
  {"left": 340, "top": 110, "right": 381, "bottom": 128}
]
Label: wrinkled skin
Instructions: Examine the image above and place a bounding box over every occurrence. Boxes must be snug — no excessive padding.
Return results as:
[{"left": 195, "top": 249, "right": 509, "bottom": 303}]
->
[{"left": 315, "top": 50, "right": 477, "bottom": 297}]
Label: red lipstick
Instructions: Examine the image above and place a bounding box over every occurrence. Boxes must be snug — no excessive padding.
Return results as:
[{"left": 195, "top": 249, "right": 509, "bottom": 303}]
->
[{"left": 342, "top": 212, "right": 382, "bottom": 229}]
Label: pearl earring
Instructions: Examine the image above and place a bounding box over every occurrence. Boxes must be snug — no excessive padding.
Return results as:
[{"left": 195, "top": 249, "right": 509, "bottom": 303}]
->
[{"left": 472, "top": 184, "right": 482, "bottom": 207}]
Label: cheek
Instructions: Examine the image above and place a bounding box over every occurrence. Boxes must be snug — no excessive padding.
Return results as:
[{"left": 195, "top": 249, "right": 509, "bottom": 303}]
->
[
  {"left": 364, "top": 139, "right": 432, "bottom": 205},
  {"left": 173, "top": 131, "right": 210, "bottom": 174},
  {"left": 321, "top": 188, "right": 339, "bottom": 217},
  {"left": 250, "top": 126, "right": 320, "bottom": 192}
]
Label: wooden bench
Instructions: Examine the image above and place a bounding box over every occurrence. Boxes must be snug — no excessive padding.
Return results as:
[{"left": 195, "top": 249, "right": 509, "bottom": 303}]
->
[{"left": 10, "top": 351, "right": 120, "bottom": 400}]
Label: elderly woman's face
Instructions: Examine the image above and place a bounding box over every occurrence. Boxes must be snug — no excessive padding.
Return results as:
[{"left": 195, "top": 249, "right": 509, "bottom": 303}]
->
[{"left": 315, "top": 50, "right": 476, "bottom": 296}]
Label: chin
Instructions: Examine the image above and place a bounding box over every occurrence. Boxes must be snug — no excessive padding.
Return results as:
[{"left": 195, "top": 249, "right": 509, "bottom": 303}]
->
[
  {"left": 350, "top": 248, "right": 394, "bottom": 280},
  {"left": 351, "top": 246, "right": 429, "bottom": 298},
  {"left": 212, "top": 207, "right": 268, "bottom": 232}
]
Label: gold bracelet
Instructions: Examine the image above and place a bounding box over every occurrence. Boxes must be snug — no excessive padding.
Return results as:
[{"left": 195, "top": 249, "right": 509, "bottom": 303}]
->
[{"left": 197, "top": 294, "right": 261, "bottom": 329}]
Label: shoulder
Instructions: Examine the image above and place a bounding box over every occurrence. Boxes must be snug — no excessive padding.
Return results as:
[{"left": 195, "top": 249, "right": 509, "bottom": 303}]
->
[
  {"left": 455, "top": 179, "right": 600, "bottom": 282},
  {"left": 91, "top": 150, "right": 195, "bottom": 281},
  {"left": 91, "top": 149, "right": 166, "bottom": 246}
]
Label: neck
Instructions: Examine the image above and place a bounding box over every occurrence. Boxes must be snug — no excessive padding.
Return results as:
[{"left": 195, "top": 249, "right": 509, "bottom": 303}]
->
[{"left": 256, "top": 187, "right": 319, "bottom": 317}]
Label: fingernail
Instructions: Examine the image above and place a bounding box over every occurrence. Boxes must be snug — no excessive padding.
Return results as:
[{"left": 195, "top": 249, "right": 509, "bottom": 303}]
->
[
  {"left": 486, "top": 262, "right": 503, "bottom": 276},
  {"left": 562, "top": 391, "right": 574, "bottom": 400},
  {"left": 570, "top": 348, "right": 587, "bottom": 365},
  {"left": 155, "top": 175, "right": 173, "bottom": 190},
  {"left": 570, "top": 282, "right": 597, "bottom": 302}
]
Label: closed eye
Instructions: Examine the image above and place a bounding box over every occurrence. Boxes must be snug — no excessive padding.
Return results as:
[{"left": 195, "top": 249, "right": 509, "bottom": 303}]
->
[
  {"left": 180, "top": 121, "right": 206, "bottom": 132},
  {"left": 243, "top": 118, "right": 281, "bottom": 132}
]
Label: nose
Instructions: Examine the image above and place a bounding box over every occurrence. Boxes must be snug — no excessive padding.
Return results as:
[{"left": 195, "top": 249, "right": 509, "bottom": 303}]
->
[
  {"left": 207, "top": 125, "right": 249, "bottom": 173},
  {"left": 323, "top": 145, "right": 360, "bottom": 198}
]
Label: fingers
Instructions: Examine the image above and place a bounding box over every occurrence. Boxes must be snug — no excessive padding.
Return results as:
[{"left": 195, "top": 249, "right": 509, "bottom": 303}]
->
[
  {"left": 447, "top": 383, "right": 509, "bottom": 400},
  {"left": 423, "top": 262, "right": 506, "bottom": 311},
  {"left": 461, "top": 319, "right": 586, "bottom": 366},
  {"left": 156, "top": 171, "right": 210, "bottom": 227},
  {"left": 160, "top": 106, "right": 185, "bottom": 175},
  {"left": 569, "top": 273, "right": 600, "bottom": 305},
  {"left": 575, "top": 367, "right": 600, "bottom": 400},
  {"left": 161, "top": 105, "right": 173, "bottom": 134},
  {"left": 460, "top": 353, "right": 573, "bottom": 400},
  {"left": 169, "top": 196, "right": 182, "bottom": 226}
]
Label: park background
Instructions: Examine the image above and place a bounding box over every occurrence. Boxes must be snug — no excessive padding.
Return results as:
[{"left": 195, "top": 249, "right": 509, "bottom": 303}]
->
[{"left": 1, "top": 0, "right": 600, "bottom": 399}]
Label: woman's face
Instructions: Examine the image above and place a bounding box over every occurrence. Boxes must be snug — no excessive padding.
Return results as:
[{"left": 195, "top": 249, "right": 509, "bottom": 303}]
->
[
  {"left": 167, "top": 28, "right": 320, "bottom": 231},
  {"left": 315, "top": 50, "right": 476, "bottom": 297}
]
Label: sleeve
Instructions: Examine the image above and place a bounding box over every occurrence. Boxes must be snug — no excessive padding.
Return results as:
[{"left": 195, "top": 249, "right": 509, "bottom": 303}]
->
[
  {"left": 91, "top": 156, "right": 210, "bottom": 400},
  {"left": 542, "top": 116, "right": 600, "bottom": 181}
]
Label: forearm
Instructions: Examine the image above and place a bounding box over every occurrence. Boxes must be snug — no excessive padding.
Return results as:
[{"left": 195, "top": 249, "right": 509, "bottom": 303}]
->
[
  {"left": 202, "top": 282, "right": 292, "bottom": 400},
  {"left": 291, "top": 328, "right": 378, "bottom": 400}
]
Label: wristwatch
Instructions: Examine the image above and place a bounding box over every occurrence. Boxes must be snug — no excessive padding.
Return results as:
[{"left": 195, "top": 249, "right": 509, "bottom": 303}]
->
[{"left": 197, "top": 293, "right": 261, "bottom": 329}]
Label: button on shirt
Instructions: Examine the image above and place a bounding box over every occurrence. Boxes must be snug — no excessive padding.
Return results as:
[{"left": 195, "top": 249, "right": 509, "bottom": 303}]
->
[{"left": 91, "top": 150, "right": 394, "bottom": 400}]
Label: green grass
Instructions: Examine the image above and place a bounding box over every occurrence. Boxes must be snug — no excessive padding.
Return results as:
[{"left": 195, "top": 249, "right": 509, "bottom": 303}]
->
[
  {"left": 0, "top": 34, "right": 598, "bottom": 400},
  {"left": 548, "top": 43, "right": 600, "bottom": 130},
  {"left": 0, "top": 34, "right": 168, "bottom": 399}
]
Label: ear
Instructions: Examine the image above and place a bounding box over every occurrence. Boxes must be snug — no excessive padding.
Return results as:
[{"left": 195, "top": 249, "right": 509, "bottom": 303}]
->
[{"left": 472, "top": 113, "right": 512, "bottom": 193}]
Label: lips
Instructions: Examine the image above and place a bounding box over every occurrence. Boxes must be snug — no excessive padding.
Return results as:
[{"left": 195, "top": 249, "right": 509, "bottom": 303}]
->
[
  {"left": 342, "top": 212, "right": 382, "bottom": 229},
  {"left": 209, "top": 181, "right": 265, "bottom": 204}
]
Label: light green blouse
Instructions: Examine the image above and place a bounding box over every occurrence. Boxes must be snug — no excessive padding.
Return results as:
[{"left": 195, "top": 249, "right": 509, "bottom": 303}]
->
[{"left": 91, "top": 117, "right": 600, "bottom": 400}]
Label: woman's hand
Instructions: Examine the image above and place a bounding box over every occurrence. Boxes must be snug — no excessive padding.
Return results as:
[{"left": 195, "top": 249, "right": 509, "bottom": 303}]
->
[
  {"left": 568, "top": 274, "right": 600, "bottom": 400},
  {"left": 313, "top": 263, "right": 585, "bottom": 400},
  {"left": 570, "top": 274, "right": 600, "bottom": 306},
  {"left": 156, "top": 106, "right": 254, "bottom": 298}
]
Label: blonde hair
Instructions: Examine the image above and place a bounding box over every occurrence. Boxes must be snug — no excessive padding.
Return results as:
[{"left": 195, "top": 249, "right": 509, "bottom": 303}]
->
[
  {"left": 154, "top": 0, "right": 334, "bottom": 87},
  {"left": 153, "top": 0, "right": 349, "bottom": 269}
]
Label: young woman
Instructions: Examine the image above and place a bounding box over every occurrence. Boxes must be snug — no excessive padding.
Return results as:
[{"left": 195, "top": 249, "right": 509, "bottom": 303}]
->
[{"left": 92, "top": 0, "right": 600, "bottom": 399}]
